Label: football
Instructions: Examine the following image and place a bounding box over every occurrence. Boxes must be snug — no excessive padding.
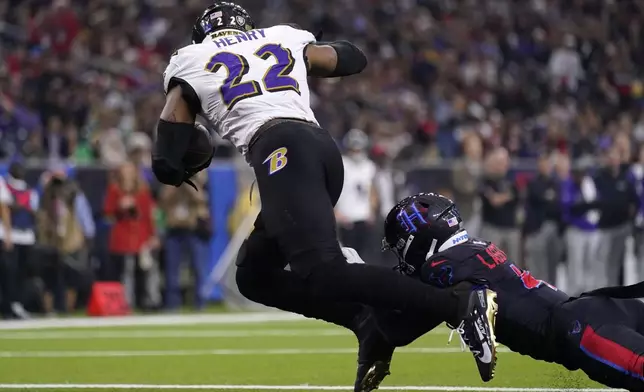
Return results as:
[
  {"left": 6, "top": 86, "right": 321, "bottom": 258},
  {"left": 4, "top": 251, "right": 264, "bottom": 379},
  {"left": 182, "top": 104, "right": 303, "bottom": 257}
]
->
[{"left": 182, "top": 123, "right": 214, "bottom": 170}]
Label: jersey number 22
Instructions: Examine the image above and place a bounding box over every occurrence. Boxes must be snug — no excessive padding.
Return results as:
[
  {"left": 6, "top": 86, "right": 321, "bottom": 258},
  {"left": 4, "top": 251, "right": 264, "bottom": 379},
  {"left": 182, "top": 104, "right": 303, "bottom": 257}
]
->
[{"left": 205, "top": 44, "right": 300, "bottom": 109}]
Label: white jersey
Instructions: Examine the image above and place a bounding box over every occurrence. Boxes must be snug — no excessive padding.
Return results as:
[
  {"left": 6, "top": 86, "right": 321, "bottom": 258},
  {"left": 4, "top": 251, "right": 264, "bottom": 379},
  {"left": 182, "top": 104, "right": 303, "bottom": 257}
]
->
[
  {"left": 163, "top": 25, "right": 319, "bottom": 155},
  {"left": 335, "top": 155, "right": 377, "bottom": 223}
]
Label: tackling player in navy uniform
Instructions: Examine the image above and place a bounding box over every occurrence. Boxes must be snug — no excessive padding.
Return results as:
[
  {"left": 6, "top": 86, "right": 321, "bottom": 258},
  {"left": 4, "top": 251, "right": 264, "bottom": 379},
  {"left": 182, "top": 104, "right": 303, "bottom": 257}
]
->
[
  {"left": 366, "top": 192, "right": 644, "bottom": 391},
  {"left": 151, "top": 3, "right": 498, "bottom": 390}
]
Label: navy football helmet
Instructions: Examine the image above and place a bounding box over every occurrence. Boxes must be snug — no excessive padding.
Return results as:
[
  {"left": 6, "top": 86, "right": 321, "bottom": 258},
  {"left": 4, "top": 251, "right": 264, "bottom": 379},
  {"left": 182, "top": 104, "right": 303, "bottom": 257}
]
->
[
  {"left": 382, "top": 193, "right": 464, "bottom": 274},
  {"left": 192, "top": 2, "right": 255, "bottom": 44}
]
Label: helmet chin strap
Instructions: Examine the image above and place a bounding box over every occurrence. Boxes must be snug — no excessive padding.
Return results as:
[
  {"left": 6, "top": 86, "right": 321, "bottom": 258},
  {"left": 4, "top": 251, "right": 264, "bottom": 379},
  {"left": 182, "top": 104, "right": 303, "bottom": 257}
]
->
[{"left": 425, "top": 230, "right": 469, "bottom": 260}]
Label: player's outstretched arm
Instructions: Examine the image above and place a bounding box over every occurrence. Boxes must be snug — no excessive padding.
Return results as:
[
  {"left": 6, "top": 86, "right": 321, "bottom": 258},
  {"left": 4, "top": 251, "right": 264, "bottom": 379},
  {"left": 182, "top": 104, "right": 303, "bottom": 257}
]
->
[
  {"left": 305, "top": 41, "right": 367, "bottom": 78},
  {"left": 152, "top": 86, "right": 198, "bottom": 187}
]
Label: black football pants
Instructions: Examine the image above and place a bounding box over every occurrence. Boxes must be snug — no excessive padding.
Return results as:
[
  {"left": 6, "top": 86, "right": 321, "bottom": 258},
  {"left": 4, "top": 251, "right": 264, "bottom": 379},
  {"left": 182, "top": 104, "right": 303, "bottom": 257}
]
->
[
  {"left": 555, "top": 296, "right": 644, "bottom": 391},
  {"left": 235, "top": 120, "right": 464, "bottom": 330}
]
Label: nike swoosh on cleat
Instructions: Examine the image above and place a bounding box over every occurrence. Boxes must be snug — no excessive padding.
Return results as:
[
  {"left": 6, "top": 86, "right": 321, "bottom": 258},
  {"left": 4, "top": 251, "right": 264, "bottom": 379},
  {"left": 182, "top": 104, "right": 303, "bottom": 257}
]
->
[
  {"left": 474, "top": 318, "right": 492, "bottom": 364},
  {"left": 478, "top": 343, "right": 493, "bottom": 364}
]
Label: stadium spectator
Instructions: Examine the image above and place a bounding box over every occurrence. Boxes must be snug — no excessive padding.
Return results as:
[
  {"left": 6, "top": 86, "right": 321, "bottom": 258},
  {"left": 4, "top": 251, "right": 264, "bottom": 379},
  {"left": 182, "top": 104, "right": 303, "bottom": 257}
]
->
[
  {"left": 36, "top": 168, "right": 94, "bottom": 314},
  {"left": 372, "top": 145, "right": 398, "bottom": 266},
  {"left": 0, "top": 161, "right": 37, "bottom": 319},
  {"left": 524, "top": 154, "right": 561, "bottom": 284},
  {"left": 451, "top": 133, "right": 483, "bottom": 237},
  {"left": 93, "top": 110, "right": 128, "bottom": 167},
  {"left": 43, "top": 116, "right": 72, "bottom": 162},
  {"left": 0, "top": 178, "right": 11, "bottom": 318},
  {"left": 159, "top": 171, "right": 210, "bottom": 311},
  {"left": 633, "top": 144, "right": 644, "bottom": 281},
  {"left": 548, "top": 34, "right": 583, "bottom": 93},
  {"left": 479, "top": 147, "right": 520, "bottom": 264},
  {"left": 335, "top": 129, "right": 378, "bottom": 259},
  {"left": 594, "top": 146, "right": 639, "bottom": 287},
  {"left": 127, "top": 132, "right": 152, "bottom": 169},
  {"left": 559, "top": 154, "right": 600, "bottom": 295},
  {"left": 372, "top": 146, "right": 396, "bottom": 223},
  {"left": 102, "top": 161, "right": 157, "bottom": 309}
]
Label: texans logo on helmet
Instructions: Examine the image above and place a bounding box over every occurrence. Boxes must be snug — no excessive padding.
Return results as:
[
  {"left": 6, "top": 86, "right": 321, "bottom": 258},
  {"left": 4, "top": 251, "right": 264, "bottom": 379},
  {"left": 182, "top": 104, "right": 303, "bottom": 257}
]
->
[{"left": 397, "top": 203, "right": 428, "bottom": 233}]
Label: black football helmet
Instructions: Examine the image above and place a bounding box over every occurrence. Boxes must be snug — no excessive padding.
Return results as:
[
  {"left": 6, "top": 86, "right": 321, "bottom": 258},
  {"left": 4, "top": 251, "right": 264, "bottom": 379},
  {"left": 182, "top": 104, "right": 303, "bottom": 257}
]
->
[
  {"left": 192, "top": 2, "right": 256, "bottom": 44},
  {"left": 383, "top": 193, "right": 464, "bottom": 274}
]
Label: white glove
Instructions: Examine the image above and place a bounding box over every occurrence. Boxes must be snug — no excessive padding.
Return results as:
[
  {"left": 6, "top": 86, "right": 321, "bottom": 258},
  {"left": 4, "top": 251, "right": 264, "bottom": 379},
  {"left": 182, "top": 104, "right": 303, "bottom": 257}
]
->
[{"left": 342, "top": 246, "right": 366, "bottom": 264}]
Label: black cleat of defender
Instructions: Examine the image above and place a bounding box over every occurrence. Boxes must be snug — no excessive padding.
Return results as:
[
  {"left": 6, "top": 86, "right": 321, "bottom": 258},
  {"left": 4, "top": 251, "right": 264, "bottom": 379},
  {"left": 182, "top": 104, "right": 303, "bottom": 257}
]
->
[
  {"left": 452, "top": 288, "right": 499, "bottom": 382},
  {"left": 355, "top": 361, "right": 391, "bottom": 392},
  {"left": 353, "top": 312, "right": 394, "bottom": 392}
]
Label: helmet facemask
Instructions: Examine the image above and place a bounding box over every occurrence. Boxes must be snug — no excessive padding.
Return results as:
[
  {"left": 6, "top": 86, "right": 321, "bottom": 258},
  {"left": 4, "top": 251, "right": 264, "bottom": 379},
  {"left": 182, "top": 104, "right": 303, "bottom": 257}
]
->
[{"left": 382, "top": 236, "right": 417, "bottom": 276}]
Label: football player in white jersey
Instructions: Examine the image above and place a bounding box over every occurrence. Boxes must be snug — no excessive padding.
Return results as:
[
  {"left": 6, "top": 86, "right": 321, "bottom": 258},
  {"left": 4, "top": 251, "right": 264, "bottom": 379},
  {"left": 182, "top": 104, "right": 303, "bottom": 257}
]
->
[{"left": 152, "top": 2, "right": 498, "bottom": 391}]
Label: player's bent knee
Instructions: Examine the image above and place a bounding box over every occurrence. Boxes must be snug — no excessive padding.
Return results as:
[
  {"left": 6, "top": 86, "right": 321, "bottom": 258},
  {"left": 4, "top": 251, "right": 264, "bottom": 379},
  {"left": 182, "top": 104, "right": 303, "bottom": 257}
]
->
[
  {"left": 235, "top": 240, "right": 250, "bottom": 268},
  {"left": 235, "top": 265, "right": 266, "bottom": 302},
  {"left": 235, "top": 243, "right": 269, "bottom": 302}
]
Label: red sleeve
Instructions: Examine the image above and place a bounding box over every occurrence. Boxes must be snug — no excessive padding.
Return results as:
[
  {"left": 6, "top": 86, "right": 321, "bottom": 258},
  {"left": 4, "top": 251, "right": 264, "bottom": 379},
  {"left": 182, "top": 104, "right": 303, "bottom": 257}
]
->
[{"left": 103, "top": 183, "right": 119, "bottom": 218}]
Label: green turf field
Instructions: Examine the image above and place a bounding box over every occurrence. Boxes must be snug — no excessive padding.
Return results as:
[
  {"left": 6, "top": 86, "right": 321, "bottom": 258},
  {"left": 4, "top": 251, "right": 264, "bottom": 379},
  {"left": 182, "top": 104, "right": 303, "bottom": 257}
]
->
[{"left": 0, "top": 313, "right": 612, "bottom": 391}]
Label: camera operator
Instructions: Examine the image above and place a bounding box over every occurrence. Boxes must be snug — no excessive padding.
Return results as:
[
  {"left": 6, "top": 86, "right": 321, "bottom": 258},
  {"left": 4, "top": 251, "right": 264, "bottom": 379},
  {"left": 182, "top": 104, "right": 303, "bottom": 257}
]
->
[
  {"left": 36, "top": 170, "right": 94, "bottom": 315},
  {"left": 0, "top": 162, "right": 38, "bottom": 319}
]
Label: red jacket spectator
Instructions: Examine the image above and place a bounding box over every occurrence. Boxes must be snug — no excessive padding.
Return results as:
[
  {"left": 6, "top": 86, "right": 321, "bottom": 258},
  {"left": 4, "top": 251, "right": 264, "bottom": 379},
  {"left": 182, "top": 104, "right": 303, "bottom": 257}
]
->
[{"left": 103, "top": 162, "right": 155, "bottom": 255}]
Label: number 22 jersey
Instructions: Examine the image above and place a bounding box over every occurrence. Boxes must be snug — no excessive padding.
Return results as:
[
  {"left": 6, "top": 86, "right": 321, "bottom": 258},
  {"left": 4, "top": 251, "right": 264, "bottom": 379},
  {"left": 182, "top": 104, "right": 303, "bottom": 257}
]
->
[
  {"left": 419, "top": 239, "right": 570, "bottom": 364},
  {"left": 163, "top": 25, "right": 319, "bottom": 156}
]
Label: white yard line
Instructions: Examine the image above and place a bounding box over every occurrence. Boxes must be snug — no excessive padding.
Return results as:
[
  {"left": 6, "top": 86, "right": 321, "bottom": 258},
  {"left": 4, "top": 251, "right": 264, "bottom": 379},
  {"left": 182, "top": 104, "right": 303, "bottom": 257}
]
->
[
  {"left": 0, "top": 313, "right": 310, "bottom": 331},
  {"left": 0, "top": 384, "right": 620, "bottom": 391},
  {"left": 0, "top": 329, "right": 351, "bottom": 340},
  {"left": 0, "top": 347, "right": 511, "bottom": 358},
  {"left": 0, "top": 328, "right": 452, "bottom": 340}
]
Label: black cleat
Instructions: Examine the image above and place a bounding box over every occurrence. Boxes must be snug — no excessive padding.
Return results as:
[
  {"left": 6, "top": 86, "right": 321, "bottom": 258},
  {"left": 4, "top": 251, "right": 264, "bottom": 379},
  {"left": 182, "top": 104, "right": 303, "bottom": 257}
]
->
[
  {"left": 353, "top": 312, "right": 394, "bottom": 392},
  {"left": 451, "top": 288, "right": 498, "bottom": 382},
  {"left": 355, "top": 361, "right": 391, "bottom": 392}
]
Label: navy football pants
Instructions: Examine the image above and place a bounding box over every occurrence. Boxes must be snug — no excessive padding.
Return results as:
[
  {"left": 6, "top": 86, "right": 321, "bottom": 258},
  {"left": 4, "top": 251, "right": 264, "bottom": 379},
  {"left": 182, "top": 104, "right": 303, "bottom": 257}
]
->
[{"left": 557, "top": 296, "right": 644, "bottom": 391}]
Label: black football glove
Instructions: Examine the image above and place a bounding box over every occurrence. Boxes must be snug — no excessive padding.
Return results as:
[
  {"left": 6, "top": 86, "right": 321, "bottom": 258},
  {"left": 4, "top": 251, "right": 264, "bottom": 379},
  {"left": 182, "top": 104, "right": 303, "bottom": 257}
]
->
[
  {"left": 182, "top": 145, "right": 214, "bottom": 191},
  {"left": 152, "top": 123, "right": 215, "bottom": 190},
  {"left": 152, "top": 151, "right": 213, "bottom": 191},
  {"left": 152, "top": 155, "right": 185, "bottom": 187}
]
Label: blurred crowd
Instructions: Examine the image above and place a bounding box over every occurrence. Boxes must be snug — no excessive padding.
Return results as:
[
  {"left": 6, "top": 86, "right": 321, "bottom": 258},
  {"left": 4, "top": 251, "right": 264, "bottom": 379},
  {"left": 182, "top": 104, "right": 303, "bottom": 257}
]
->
[
  {"left": 0, "top": 160, "right": 211, "bottom": 319},
  {"left": 2, "top": 0, "right": 644, "bottom": 164},
  {"left": 338, "top": 130, "right": 643, "bottom": 297},
  {"left": 2, "top": 0, "right": 644, "bottom": 316},
  {"left": 451, "top": 141, "right": 644, "bottom": 296}
]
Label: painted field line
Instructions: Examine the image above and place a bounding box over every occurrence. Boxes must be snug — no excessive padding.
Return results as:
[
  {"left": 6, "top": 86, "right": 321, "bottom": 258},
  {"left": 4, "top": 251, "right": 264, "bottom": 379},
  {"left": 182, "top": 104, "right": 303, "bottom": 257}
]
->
[
  {"left": 0, "top": 384, "right": 620, "bottom": 391},
  {"left": 0, "top": 328, "right": 352, "bottom": 340},
  {"left": 0, "top": 312, "right": 311, "bottom": 331},
  {"left": 0, "top": 328, "right": 451, "bottom": 340},
  {"left": 0, "top": 347, "right": 511, "bottom": 358}
]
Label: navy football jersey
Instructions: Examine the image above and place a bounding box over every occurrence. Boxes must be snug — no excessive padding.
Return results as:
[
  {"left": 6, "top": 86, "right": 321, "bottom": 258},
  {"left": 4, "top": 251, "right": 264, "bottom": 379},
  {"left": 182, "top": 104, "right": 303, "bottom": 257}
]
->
[{"left": 419, "top": 238, "right": 570, "bottom": 363}]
